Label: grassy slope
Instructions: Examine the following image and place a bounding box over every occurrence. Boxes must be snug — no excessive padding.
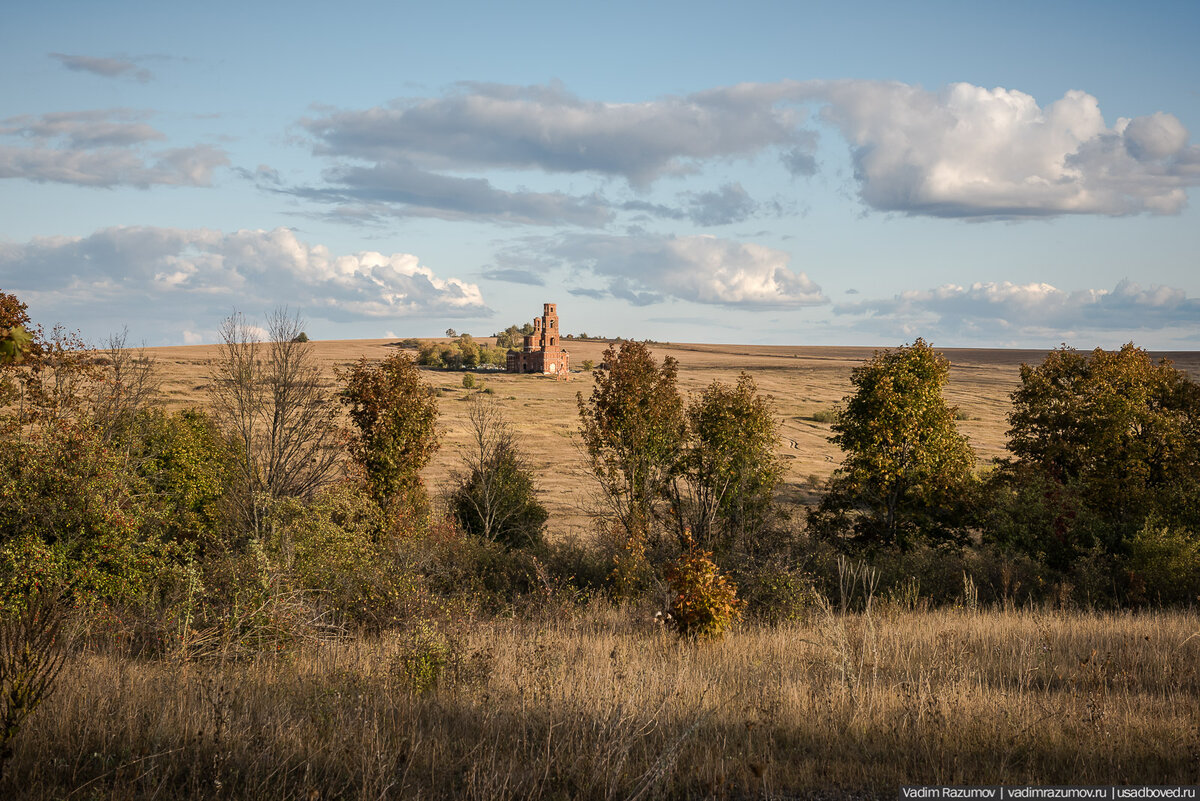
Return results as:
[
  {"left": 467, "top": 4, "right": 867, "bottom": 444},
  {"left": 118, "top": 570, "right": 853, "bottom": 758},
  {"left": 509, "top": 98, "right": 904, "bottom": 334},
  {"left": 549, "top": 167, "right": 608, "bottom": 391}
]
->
[{"left": 12, "top": 607, "right": 1200, "bottom": 799}]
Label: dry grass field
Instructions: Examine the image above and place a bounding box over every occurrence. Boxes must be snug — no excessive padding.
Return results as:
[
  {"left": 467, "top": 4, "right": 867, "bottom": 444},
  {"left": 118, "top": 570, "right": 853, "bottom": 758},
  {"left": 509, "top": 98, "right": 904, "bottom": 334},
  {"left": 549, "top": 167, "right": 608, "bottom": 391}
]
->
[
  {"left": 12, "top": 605, "right": 1200, "bottom": 799},
  {"left": 141, "top": 337, "right": 1200, "bottom": 541}
]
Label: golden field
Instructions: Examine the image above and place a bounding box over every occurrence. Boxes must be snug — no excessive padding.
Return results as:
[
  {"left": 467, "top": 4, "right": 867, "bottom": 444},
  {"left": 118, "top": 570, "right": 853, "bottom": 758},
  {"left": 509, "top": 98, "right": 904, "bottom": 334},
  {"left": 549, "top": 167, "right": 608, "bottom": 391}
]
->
[{"left": 141, "top": 337, "right": 1200, "bottom": 540}]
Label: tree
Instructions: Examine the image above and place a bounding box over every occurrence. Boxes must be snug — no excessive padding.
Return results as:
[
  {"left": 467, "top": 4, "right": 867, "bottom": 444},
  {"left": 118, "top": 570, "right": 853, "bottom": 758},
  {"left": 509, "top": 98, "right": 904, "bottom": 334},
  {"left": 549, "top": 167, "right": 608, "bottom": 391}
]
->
[
  {"left": 986, "top": 343, "right": 1200, "bottom": 567},
  {"left": 132, "top": 408, "right": 232, "bottom": 549},
  {"left": 449, "top": 396, "right": 547, "bottom": 549},
  {"left": 494, "top": 325, "right": 523, "bottom": 350},
  {"left": 339, "top": 351, "right": 440, "bottom": 511},
  {"left": 0, "top": 421, "right": 157, "bottom": 604},
  {"left": 576, "top": 341, "right": 685, "bottom": 546},
  {"left": 809, "top": 339, "right": 976, "bottom": 548},
  {"left": 0, "top": 293, "right": 36, "bottom": 368},
  {"left": 208, "top": 309, "right": 339, "bottom": 538},
  {"left": 670, "top": 373, "right": 783, "bottom": 555},
  {"left": 92, "top": 328, "right": 160, "bottom": 451}
]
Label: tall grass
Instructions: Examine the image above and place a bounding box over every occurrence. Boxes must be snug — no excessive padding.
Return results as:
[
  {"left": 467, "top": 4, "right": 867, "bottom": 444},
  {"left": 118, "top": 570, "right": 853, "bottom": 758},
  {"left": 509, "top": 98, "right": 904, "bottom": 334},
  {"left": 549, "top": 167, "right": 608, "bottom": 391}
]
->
[{"left": 8, "top": 604, "right": 1200, "bottom": 799}]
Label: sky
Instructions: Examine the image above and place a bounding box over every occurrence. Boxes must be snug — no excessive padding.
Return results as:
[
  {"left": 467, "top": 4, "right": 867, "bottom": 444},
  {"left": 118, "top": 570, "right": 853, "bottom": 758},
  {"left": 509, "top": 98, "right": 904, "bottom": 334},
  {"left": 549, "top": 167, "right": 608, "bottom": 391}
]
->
[{"left": 1, "top": 0, "right": 1198, "bottom": 349}]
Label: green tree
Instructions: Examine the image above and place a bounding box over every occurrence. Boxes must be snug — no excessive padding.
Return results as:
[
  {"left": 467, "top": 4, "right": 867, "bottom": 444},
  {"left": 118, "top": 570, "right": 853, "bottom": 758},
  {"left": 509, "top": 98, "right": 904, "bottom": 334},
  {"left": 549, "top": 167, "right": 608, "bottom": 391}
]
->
[
  {"left": 576, "top": 341, "right": 684, "bottom": 547},
  {"left": 670, "top": 373, "right": 783, "bottom": 555},
  {"left": 0, "top": 422, "right": 159, "bottom": 605},
  {"left": 986, "top": 343, "right": 1200, "bottom": 567},
  {"left": 809, "top": 339, "right": 976, "bottom": 548},
  {"left": 131, "top": 408, "right": 232, "bottom": 549},
  {"left": 449, "top": 396, "right": 547, "bottom": 549},
  {"left": 0, "top": 292, "right": 36, "bottom": 368},
  {"left": 339, "top": 352, "right": 440, "bottom": 511},
  {"left": 494, "top": 325, "right": 524, "bottom": 350}
]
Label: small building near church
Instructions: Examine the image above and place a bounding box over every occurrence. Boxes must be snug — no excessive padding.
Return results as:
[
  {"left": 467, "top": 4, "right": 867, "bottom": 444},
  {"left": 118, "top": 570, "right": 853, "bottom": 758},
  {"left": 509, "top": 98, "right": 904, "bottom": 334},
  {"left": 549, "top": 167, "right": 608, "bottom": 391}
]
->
[{"left": 506, "top": 303, "right": 570, "bottom": 376}]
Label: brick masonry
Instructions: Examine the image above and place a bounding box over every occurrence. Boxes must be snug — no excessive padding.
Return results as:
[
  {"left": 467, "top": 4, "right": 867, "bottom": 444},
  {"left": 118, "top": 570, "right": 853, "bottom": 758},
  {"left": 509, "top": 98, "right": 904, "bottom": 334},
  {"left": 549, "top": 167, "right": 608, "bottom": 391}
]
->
[{"left": 506, "top": 302, "right": 570, "bottom": 376}]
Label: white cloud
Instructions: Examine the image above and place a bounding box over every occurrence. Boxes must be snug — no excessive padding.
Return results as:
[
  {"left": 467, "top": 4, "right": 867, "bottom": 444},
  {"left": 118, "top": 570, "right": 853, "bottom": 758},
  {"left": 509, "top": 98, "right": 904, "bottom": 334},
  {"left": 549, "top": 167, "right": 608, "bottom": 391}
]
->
[
  {"left": 521, "top": 233, "right": 826, "bottom": 308},
  {"left": 0, "top": 226, "right": 488, "bottom": 325},
  {"left": 812, "top": 80, "right": 1200, "bottom": 217},
  {"left": 296, "top": 79, "right": 1198, "bottom": 224},
  {"left": 836, "top": 279, "right": 1200, "bottom": 341},
  {"left": 0, "top": 110, "right": 228, "bottom": 188}
]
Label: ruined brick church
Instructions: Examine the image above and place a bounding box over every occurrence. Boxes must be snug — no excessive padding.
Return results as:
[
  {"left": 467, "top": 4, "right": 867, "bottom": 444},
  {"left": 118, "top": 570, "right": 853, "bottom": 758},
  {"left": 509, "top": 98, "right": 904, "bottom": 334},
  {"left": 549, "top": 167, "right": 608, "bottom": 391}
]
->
[{"left": 506, "top": 303, "right": 570, "bottom": 375}]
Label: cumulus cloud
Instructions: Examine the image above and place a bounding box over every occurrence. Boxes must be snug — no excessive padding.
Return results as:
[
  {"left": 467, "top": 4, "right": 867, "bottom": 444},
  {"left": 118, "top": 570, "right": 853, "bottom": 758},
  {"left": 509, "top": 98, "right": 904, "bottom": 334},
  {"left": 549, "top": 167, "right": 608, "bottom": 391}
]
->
[
  {"left": 0, "top": 110, "right": 228, "bottom": 187},
  {"left": 837, "top": 279, "right": 1200, "bottom": 339},
  {"left": 812, "top": 80, "right": 1200, "bottom": 217},
  {"left": 50, "top": 53, "right": 153, "bottom": 82},
  {"left": 514, "top": 233, "right": 826, "bottom": 308},
  {"left": 295, "top": 78, "right": 1197, "bottom": 224},
  {"left": 0, "top": 226, "right": 488, "bottom": 323}
]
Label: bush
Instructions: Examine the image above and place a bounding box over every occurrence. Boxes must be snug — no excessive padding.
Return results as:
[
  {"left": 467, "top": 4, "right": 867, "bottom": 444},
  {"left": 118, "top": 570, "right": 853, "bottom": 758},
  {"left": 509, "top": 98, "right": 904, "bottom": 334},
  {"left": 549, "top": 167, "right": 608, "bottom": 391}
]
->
[
  {"left": 1126, "top": 521, "right": 1200, "bottom": 605},
  {"left": 809, "top": 409, "right": 837, "bottom": 424},
  {"left": 339, "top": 352, "right": 440, "bottom": 511},
  {"left": 581, "top": 359, "right": 595, "bottom": 372},
  {"left": 462, "top": 373, "right": 476, "bottom": 389},
  {"left": 449, "top": 397, "right": 547, "bottom": 550},
  {"left": 0, "top": 423, "right": 165, "bottom": 607},
  {"left": 663, "top": 536, "right": 743, "bottom": 639},
  {"left": 736, "top": 559, "right": 820, "bottom": 625},
  {"left": 393, "top": 621, "right": 454, "bottom": 694},
  {"left": 132, "top": 408, "right": 231, "bottom": 548}
]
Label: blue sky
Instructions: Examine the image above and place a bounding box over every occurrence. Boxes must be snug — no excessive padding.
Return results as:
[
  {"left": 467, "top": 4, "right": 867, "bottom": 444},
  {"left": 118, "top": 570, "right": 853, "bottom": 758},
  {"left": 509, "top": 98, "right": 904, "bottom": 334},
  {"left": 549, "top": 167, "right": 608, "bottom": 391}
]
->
[{"left": 2, "top": 0, "right": 1198, "bottom": 348}]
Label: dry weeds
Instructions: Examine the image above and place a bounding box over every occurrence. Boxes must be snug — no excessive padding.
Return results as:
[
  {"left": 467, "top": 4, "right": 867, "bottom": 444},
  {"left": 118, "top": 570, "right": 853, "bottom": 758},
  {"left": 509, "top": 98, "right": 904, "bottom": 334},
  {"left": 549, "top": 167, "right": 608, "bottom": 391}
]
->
[{"left": 9, "top": 605, "right": 1200, "bottom": 799}]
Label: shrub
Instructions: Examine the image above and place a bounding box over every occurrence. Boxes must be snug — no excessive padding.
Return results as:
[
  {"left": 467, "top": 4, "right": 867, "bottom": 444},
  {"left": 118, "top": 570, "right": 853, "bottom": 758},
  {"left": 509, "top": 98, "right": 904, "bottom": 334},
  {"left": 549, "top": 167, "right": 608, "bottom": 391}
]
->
[
  {"left": 0, "top": 423, "right": 163, "bottom": 607},
  {"left": 339, "top": 352, "right": 440, "bottom": 511},
  {"left": 462, "top": 373, "right": 476, "bottom": 390},
  {"left": 663, "top": 535, "right": 743, "bottom": 639},
  {"left": 1126, "top": 521, "right": 1200, "bottom": 605},
  {"left": 265, "top": 485, "right": 429, "bottom": 630},
  {"left": 736, "top": 559, "right": 820, "bottom": 625},
  {"left": 132, "top": 408, "right": 231, "bottom": 548},
  {"left": 581, "top": 359, "right": 595, "bottom": 372},
  {"left": 0, "top": 591, "right": 70, "bottom": 780},
  {"left": 449, "top": 397, "right": 547, "bottom": 550},
  {"left": 393, "top": 621, "right": 454, "bottom": 694},
  {"left": 810, "top": 409, "right": 837, "bottom": 424}
]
